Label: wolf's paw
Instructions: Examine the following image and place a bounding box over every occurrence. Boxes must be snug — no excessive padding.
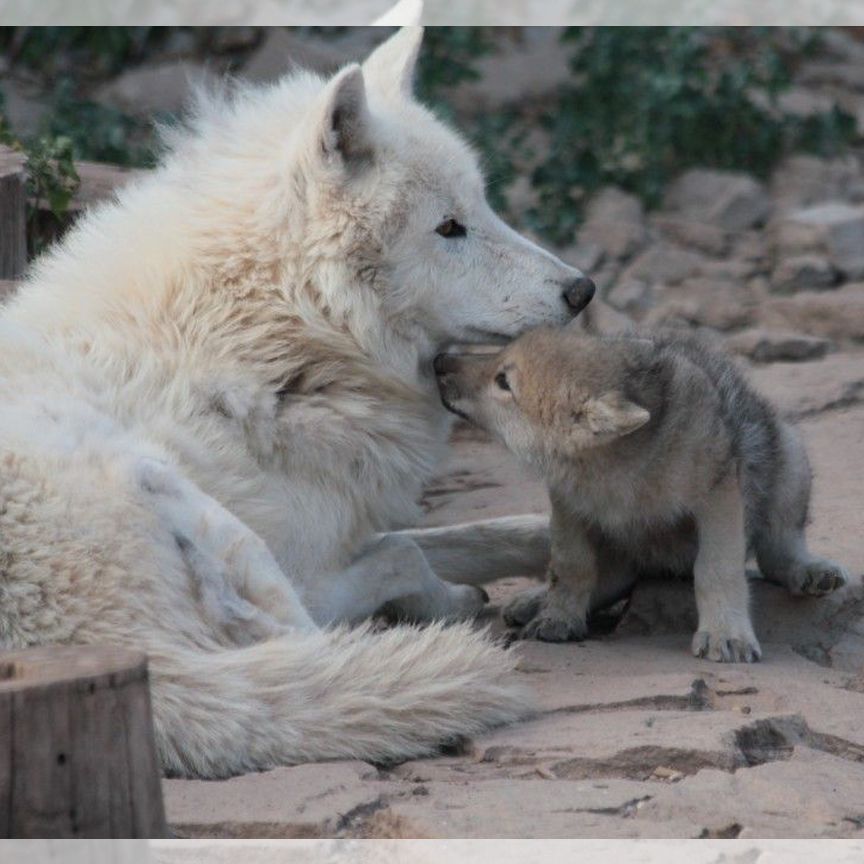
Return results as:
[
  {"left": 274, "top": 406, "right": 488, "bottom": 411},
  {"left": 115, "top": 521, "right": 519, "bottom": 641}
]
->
[
  {"left": 521, "top": 613, "right": 587, "bottom": 643},
  {"left": 692, "top": 628, "right": 761, "bottom": 663},
  {"left": 448, "top": 584, "right": 490, "bottom": 621},
  {"left": 502, "top": 587, "right": 546, "bottom": 627},
  {"left": 790, "top": 559, "right": 849, "bottom": 597}
]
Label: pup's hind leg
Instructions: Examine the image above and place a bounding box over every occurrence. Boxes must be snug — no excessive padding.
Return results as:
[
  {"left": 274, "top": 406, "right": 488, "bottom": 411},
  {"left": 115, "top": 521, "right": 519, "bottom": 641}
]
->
[
  {"left": 135, "top": 458, "right": 316, "bottom": 639},
  {"left": 753, "top": 424, "right": 848, "bottom": 597},
  {"left": 692, "top": 470, "right": 761, "bottom": 663},
  {"left": 306, "top": 534, "right": 488, "bottom": 626}
]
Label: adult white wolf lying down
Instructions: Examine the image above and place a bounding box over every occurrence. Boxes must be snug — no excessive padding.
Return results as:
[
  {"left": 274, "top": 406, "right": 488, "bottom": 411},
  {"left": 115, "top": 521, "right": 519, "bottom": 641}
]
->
[{"left": 0, "top": 27, "right": 595, "bottom": 778}]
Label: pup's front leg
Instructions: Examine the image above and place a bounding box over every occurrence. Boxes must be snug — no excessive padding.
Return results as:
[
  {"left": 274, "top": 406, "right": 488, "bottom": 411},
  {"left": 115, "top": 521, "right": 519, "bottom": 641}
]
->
[
  {"left": 692, "top": 469, "right": 761, "bottom": 663},
  {"left": 506, "top": 504, "right": 597, "bottom": 642}
]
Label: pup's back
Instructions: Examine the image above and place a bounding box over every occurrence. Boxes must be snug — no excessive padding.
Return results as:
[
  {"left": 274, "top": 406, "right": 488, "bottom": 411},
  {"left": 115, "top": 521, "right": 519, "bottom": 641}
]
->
[{"left": 623, "top": 328, "right": 790, "bottom": 543}]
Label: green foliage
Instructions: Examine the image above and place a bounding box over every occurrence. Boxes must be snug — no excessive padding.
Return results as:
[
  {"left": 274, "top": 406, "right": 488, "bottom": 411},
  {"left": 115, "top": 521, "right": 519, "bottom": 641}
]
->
[
  {"left": 525, "top": 27, "right": 858, "bottom": 244},
  {"left": 42, "top": 78, "right": 156, "bottom": 167},
  {"left": 0, "top": 27, "right": 160, "bottom": 78},
  {"left": 0, "top": 89, "right": 81, "bottom": 254},
  {"left": 416, "top": 28, "right": 495, "bottom": 113},
  {"left": 1, "top": 26, "right": 860, "bottom": 253}
]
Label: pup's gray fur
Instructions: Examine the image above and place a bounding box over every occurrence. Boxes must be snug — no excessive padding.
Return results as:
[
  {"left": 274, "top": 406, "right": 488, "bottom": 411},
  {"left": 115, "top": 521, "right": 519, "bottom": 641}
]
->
[{"left": 435, "top": 327, "right": 850, "bottom": 663}]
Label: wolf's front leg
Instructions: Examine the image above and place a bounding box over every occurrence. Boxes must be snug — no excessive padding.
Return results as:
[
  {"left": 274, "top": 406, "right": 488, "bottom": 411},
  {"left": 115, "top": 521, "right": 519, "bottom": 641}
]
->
[
  {"left": 396, "top": 514, "right": 551, "bottom": 585},
  {"left": 306, "top": 534, "right": 488, "bottom": 626},
  {"left": 692, "top": 470, "right": 761, "bottom": 663},
  {"left": 135, "top": 458, "right": 316, "bottom": 641},
  {"left": 505, "top": 505, "right": 598, "bottom": 642}
]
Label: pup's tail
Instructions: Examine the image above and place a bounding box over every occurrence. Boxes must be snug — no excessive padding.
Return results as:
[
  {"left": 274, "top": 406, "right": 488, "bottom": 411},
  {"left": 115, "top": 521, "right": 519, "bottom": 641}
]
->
[{"left": 150, "top": 622, "right": 531, "bottom": 779}]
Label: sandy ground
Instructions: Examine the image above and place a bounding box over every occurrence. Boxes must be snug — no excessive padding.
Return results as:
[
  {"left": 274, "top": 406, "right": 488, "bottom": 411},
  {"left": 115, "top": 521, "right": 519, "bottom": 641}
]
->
[{"left": 160, "top": 348, "right": 864, "bottom": 840}]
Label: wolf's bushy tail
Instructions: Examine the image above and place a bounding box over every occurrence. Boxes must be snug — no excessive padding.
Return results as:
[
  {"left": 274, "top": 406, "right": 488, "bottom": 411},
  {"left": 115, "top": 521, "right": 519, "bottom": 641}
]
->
[{"left": 150, "top": 622, "right": 531, "bottom": 778}]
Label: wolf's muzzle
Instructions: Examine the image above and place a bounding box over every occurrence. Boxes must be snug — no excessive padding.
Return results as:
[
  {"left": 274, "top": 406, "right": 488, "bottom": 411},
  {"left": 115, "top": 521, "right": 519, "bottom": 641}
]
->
[{"left": 562, "top": 276, "right": 596, "bottom": 315}]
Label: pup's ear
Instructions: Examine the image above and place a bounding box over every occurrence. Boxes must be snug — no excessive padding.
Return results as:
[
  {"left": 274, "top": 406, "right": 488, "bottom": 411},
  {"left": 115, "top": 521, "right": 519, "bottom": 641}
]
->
[
  {"left": 315, "top": 64, "right": 373, "bottom": 169},
  {"left": 363, "top": 26, "right": 424, "bottom": 101},
  {"left": 583, "top": 391, "right": 650, "bottom": 438}
]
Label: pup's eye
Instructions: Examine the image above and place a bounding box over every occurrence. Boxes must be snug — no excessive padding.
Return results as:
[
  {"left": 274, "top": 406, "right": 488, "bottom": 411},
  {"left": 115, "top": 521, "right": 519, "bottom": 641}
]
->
[
  {"left": 436, "top": 218, "right": 467, "bottom": 238},
  {"left": 495, "top": 372, "right": 511, "bottom": 392}
]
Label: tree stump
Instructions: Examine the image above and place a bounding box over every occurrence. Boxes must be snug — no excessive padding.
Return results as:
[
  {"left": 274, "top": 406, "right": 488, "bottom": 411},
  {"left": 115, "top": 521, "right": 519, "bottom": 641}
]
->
[
  {"left": 0, "top": 645, "right": 168, "bottom": 838},
  {"left": 0, "top": 146, "right": 27, "bottom": 280}
]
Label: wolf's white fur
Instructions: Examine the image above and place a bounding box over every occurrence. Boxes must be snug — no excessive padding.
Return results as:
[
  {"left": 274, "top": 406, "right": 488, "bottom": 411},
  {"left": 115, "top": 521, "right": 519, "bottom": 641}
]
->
[{"left": 0, "top": 28, "right": 587, "bottom": 778}]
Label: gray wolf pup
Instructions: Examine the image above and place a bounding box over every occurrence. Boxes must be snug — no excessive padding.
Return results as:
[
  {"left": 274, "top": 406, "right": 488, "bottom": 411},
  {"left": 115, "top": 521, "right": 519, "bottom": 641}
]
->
[
  {"left": 0, "top": 27, "right": 595, "bottom": 778},
  {"left": 435, "top": 327, "right": 850, "bottom": 663}
]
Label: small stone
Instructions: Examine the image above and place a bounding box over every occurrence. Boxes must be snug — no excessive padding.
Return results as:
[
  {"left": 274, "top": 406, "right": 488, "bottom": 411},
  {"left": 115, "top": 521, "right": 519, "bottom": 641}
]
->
[
  {"left": 797, "top": 60, "right": 864, "bottom": 91},
  {"left": 760, "top": 283, "right": 864, "bottom": 341},
  {"left": 726, "top": 329, "right": 833, "bottom": 364},
  {"left": 95, "top": 60, "right": 206, "bottom": 116},
  {"left": 585, "top": 186, "right": 645, "bottom": 225},
  {"left": 651, "top": 215, "right": 728, "bottom": 257},
  {"left": 665, "top": 169, "right": 772, "bottom": 232},
  {"left": 646, "top": 277, "right": 756, "bottom": 332},
  {"left": 562, "top": 242, "right": 604, "bottom": 273},
  {"left": 770, "top": 154, "right": 862, "bottom": 213},
  {"left": 606, "top": 278, "right": 653, "bottom": 318},
  {"left": 622, "top": 243, "right": 704, "bottom": 286},
  {"left": 210, "top": 27, "right": 261, "bottom": 53},
  {"left": 774, "top": 202, "right": 864, "bottom": 279},
  {"left": 577, "top": 186, "right": 648, "bottom": 262},
  {"left": 700, "top": 259, "right": 763, "bottom": 282},
  {"left": 771, "top": 255, "right": 838, "bottom": 294}
]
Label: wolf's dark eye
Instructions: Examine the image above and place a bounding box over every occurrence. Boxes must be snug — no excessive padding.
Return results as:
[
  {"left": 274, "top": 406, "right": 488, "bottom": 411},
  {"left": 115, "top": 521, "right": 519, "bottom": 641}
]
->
[
  {"left": 436, "top": 218, "right": 467, "bottom": 238},
  {"left": 495, "top": 372, "right": 511, "bottom": 392}
]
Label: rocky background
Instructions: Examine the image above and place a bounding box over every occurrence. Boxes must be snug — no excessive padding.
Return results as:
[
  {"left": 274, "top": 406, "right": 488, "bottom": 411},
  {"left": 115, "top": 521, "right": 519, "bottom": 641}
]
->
[{"left": 2, "top": 26, "right": 864, "bottom": 840}]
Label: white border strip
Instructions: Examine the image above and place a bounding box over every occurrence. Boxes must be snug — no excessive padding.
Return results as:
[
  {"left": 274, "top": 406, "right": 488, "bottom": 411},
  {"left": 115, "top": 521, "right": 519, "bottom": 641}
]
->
[{"left": 1, "top": 0, "right": 864, "bottom": 25}]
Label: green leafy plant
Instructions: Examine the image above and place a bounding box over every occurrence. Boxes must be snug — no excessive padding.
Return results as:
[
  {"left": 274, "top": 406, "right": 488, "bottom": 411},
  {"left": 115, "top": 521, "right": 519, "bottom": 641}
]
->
[
  {"left": 0, "top": 89, "right": 81, "bottom": 255},
  {"left": 42, "top": 77, "right": 156, "bottom": 167},
  {"left": 525, "top": 27, "right": 857, "bottom": 244}
]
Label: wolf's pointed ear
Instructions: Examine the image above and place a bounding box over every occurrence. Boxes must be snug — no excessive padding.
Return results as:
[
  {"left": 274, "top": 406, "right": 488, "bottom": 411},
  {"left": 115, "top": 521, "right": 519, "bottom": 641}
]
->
[
  {"left": 315, "top": 65, "right": 373, "bottom": 170},
  {"left": 363, "top": 26, "right": 424, "bottom": 101},
  {"left": 372, "top": 0, "right": 424, "bottom": 26},
  {"left": 583, "top": 392, "right": 650, "bottom": 438}
]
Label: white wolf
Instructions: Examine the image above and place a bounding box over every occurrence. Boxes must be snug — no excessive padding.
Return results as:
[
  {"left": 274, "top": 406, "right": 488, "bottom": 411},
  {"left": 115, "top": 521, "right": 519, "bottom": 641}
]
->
[{"left": 0, "top": 27, "right": 594, "bottom": 778}]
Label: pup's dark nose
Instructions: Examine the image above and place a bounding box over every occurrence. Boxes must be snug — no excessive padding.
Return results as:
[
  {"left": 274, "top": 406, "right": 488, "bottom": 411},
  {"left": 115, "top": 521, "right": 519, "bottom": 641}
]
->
[
  {"left": 433, "top": 353, "right": 462, "bottom": 376},
  {"left": 562, "top": 276, "right": 596, "bottom": 315}
]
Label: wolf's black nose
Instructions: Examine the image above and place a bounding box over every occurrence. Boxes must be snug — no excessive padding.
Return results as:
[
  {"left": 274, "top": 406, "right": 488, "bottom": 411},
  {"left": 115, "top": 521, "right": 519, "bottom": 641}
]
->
[
  {"left": 563, "top": 276, "right": 596, "bottom": 314},
  {"left": 433, "top": 353, "right": 461, "bottom": 376}
]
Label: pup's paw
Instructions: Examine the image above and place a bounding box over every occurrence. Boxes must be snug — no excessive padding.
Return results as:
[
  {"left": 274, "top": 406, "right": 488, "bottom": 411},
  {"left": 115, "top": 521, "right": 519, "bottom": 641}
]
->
[
  {"left": 692, "top": 628, "right": 761, "bottom": 663},
  {"left": 502, "top": 586, "right": 546, "bottom": 627},
  {"left": 790, "top": 559, "right": 849, "bottom": 597},
  {"left": 521, "top": 613, "right": 587, "bottom": 643}
]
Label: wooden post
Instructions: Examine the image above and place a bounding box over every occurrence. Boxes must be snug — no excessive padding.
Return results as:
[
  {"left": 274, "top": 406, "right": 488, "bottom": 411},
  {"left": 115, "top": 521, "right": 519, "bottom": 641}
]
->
[
  {"left": 0, "top": 146, "right": 27, "bottom": 280},
  {"left": 0, "top": 645, "right": 168, "bottom": 838}
]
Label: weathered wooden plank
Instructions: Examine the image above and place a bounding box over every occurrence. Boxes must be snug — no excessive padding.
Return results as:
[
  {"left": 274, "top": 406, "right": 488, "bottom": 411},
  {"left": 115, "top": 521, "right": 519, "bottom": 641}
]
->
[
  {"left": 0, "top": 645, "right": 168, "bottom": 838},
  {"left": 0, "top": 146, "right": 28, "bottom": 279}
]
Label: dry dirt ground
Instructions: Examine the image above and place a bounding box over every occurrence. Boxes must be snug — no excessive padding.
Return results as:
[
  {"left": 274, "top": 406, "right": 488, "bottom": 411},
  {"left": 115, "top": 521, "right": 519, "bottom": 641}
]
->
[{"left": 163, "top": 338, "right": 864, "bottom": 840}]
